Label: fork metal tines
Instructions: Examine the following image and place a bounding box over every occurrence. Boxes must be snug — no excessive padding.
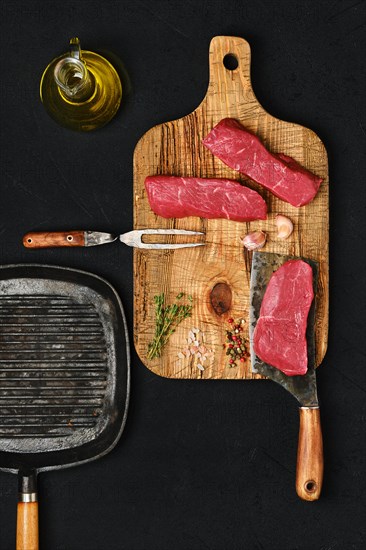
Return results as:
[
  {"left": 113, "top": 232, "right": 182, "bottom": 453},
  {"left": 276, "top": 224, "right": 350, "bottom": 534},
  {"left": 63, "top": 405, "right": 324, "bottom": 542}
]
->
[{"left": 119, "top": 229, "right": 205, "bottom": 249}]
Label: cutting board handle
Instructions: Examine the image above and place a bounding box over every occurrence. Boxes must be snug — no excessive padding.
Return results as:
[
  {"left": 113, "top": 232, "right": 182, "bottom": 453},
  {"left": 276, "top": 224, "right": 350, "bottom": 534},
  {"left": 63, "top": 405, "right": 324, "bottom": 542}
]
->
[
  {"left": 296, "top": 407, "right": 324, "bottom": 501},
  {"left": 204, "top": 36, "right": 257, "bottom": 111},
  {"left": 16, "top": 473, "right": 39, "bottom": 550}
]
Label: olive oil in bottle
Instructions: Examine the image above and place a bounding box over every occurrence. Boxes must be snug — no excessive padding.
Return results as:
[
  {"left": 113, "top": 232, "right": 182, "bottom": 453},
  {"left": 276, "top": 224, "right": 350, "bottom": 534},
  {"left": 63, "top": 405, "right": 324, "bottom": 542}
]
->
[{"left": 40, "top": 38, "right": 122, "bottom": 131}]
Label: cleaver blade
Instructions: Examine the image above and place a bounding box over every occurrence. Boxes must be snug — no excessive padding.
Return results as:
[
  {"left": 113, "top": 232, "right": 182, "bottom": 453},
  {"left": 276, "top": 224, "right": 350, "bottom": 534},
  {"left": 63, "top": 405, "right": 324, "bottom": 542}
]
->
[{"left": 249, "top": 251, "right": 324, "bottom": 501}]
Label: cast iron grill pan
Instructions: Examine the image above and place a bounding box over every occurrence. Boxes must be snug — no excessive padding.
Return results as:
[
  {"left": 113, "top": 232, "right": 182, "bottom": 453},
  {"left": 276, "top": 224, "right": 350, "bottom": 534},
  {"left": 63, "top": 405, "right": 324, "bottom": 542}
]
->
[
  {"left": 0, "top": 264, "right": 130, "bottom": 549},
  {"left": 0, "top": 293, "right": 107, "bottom": 441}
]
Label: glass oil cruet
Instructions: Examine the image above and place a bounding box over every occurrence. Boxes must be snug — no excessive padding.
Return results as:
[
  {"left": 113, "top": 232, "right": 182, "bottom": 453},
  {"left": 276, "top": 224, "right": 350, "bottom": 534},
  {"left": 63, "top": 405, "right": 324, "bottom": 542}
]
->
[{"left": 40, "top": 38, "right": 122, "bottom": 131}]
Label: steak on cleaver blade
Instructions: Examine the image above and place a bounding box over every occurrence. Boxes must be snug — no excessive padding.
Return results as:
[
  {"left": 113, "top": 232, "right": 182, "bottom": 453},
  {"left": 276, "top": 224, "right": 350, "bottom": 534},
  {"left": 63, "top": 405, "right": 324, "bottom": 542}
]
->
[{"left": 249, "top": 251, "right": 324, "bottom": 501}]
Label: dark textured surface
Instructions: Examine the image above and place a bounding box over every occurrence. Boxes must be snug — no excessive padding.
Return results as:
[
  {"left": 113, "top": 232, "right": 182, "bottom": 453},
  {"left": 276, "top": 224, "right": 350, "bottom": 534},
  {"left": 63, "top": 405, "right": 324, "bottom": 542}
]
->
[{"left": 0, "top": 0, "right": 365, "bottom": 549}]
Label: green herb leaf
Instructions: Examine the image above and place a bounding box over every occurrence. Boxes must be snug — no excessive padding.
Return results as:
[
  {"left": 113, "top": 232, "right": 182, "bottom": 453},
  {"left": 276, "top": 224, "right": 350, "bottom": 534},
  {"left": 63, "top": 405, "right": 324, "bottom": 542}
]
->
[{"left": 147, "top": 292, "right": 193, "bottom": 360}]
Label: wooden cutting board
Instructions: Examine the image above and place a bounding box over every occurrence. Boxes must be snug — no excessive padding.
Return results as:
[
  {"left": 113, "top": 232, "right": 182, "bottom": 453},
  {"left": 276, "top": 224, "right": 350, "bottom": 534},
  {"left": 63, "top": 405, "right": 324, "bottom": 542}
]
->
[{"left": 133, "top": 36, "right": 329, "bottom": 380}]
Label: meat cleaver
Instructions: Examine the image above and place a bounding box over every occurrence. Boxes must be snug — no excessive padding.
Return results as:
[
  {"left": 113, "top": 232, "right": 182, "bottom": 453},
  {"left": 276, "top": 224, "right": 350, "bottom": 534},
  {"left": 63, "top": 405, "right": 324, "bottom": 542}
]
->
[{"left": 249, "top": 251, "right": 323, "bottom": 501}]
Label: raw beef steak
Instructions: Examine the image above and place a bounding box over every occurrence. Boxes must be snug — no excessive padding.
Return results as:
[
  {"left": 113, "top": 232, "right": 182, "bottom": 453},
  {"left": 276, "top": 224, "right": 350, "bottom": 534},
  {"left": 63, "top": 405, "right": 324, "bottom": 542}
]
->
[
  {"left": 253, "top": 260, "right": 314, "bottom": 376},
  {"left": 202, "top": 118, "right": 323, "bottom": 207},
  {"left": 145, "top": 176, "right": 267, "bottom": 221}
]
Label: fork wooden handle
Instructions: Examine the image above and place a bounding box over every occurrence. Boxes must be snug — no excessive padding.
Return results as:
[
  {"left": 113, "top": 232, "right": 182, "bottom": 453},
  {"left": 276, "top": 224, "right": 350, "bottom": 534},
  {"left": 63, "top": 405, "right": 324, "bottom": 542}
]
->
[
  {"left": 296, "top": 406, "right": 324, "bottom": 501},
  {"left": 23, "top": 231, "right": 85, "bottom": 248}
]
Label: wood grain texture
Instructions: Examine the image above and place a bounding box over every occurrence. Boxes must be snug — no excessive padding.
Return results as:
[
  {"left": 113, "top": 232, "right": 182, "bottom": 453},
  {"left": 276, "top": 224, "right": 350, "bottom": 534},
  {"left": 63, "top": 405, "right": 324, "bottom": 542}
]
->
[
  {"left": 133, "top": 36, "right": 329, "bottom": 380},
  {"left": 296, "top": 407, "right": 324, "bottom": 501},
  {"left": 16, "top": 502, "right": 39, "bottom": 550},
  {"left": 23, "top": 231, "right": 85, "bottom": 248}
]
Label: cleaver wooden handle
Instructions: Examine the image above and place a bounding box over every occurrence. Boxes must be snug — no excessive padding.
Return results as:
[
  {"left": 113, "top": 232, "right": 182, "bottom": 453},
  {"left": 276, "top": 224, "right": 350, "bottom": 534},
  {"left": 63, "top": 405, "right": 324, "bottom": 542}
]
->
[
  {"left": 23, "top": 231, "right": 85, "bottom": 248},
  {"left": 296, "top": 406, "right": 324, "bottom": 501}
]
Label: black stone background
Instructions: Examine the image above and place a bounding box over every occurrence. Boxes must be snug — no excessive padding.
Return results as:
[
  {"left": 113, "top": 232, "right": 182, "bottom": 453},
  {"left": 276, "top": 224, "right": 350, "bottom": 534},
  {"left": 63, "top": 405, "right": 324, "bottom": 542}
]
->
[{"left": 0, "top": 1, "right": 365, "bottom": 549}]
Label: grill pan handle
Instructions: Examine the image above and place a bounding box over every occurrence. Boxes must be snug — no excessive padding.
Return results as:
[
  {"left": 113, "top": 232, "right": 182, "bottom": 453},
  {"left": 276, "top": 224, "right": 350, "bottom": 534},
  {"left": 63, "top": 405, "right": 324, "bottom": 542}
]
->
[
  {"left": 23, "top": 231, "right": 85, "bottom": 248},
  {"left": 296, "top": 407, "right": 324, "bottom": 501},
  {"left": 17, "top": 473, "right": 39, "bottom": 550}
]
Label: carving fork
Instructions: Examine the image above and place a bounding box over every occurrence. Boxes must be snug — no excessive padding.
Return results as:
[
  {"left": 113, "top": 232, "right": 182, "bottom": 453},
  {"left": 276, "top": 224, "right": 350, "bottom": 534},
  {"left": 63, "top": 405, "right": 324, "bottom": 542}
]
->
[{"left": 23, "top": 229, "right": 205, "bottom": 250}]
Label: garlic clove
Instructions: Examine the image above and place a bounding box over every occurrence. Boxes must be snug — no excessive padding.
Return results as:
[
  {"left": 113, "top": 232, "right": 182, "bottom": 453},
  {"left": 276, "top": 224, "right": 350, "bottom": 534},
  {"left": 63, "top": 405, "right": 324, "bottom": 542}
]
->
[
  {"left": 241, "top": 230, "right": 267, "bottom": 251},
  {"left": 275, "top": 214, "right": 294, "bottom": 239}
]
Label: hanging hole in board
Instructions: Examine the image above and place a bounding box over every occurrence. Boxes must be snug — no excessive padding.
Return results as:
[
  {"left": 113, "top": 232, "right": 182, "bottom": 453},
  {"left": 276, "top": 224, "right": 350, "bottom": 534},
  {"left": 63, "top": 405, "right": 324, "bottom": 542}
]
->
[{"left": 223, "top": 54, "right": 238, "bottom": 71}]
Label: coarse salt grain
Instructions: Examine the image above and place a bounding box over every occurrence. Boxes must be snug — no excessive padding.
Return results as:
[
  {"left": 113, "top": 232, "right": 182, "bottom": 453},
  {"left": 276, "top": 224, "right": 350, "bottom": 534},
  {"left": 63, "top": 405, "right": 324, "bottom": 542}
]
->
[{"left": 178, "top": 327, "right": 214, "bottom": 369}]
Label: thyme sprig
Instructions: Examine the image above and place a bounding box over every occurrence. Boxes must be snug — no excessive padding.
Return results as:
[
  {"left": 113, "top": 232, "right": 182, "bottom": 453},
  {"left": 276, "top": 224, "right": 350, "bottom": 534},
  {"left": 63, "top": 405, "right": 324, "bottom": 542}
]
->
[{"left": 147, "top": 292, "right": 193, "bottom": 360}]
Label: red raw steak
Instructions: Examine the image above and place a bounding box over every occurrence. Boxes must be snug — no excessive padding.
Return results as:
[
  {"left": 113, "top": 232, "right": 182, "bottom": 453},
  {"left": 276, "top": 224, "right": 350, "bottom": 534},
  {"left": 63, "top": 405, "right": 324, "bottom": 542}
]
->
[
  {"left": 144, "top": 176, "right": 267, "bottom": 222},
  {"left": 202, "top": 118, "right": 322, "bottom": 207},
  {"left": 253, "top": 260, "right": 314, "bottom": 376}
]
